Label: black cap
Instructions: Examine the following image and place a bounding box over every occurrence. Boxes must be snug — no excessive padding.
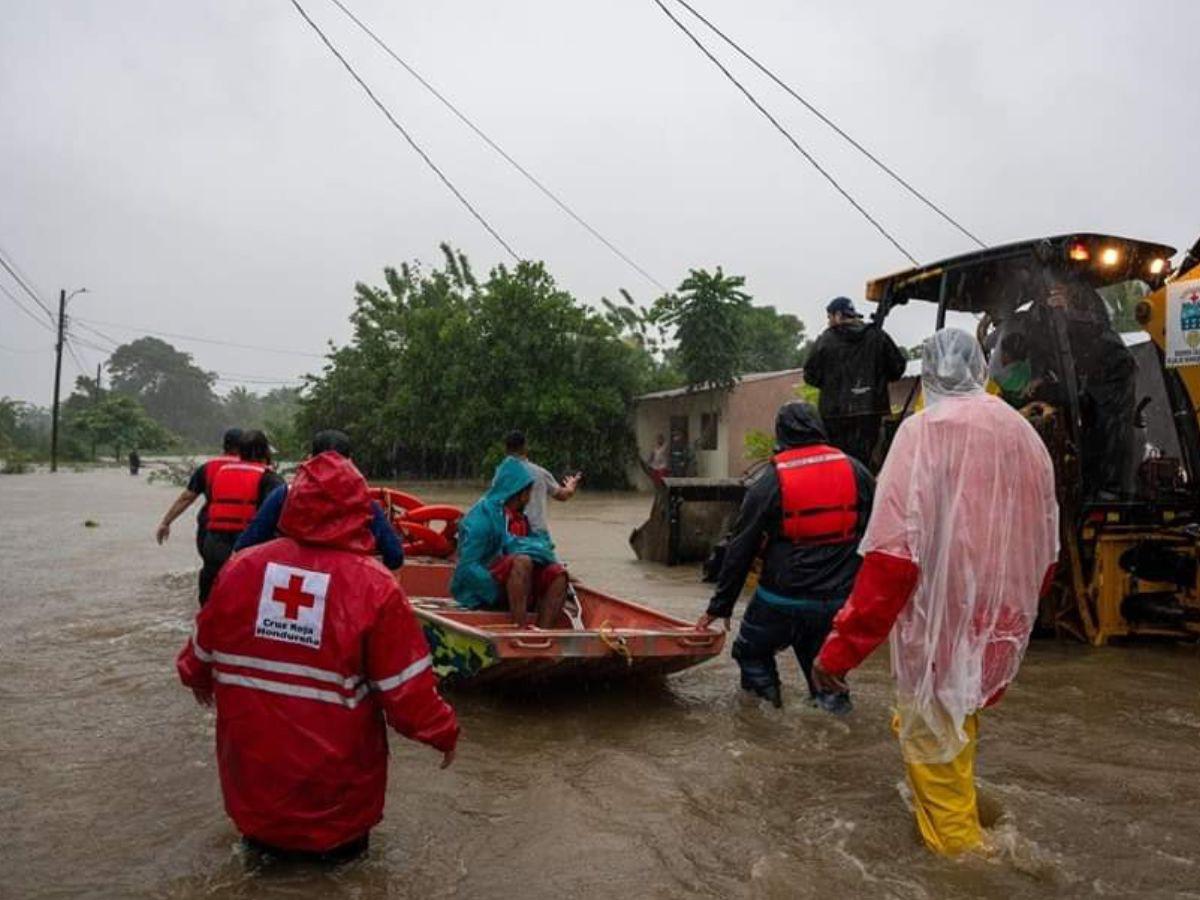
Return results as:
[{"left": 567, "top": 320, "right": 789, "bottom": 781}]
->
[
  {"left": 826, "top": 296, "right": 862, "bottom": 318},
  {"left": 222, "top": 428, "right": 243, "bottom": 452}
]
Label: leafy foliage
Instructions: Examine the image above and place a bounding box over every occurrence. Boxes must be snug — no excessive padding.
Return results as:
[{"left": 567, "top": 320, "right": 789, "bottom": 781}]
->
[
  {"left": 107, "top": 337, "right": 222, "bottom": 444},
  {"left": 298, "top": 244, "right": 653, "bottom": 486},
  {"left": 70, "top": 394, "right": 174, "bottom": 460},
  {"left": 651, "top": 268, "right": 751, "bottom": 393},
  {"left": 740, "top": 304, "right": 810, "bottom": 372}
]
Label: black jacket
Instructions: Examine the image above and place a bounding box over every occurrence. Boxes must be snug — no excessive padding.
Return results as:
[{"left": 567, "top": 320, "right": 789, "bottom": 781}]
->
[
  {"left": 706, "top": 403, "right": 874, "bottom": 617},
  {"left": 803, "top": 321, "right": 906, "bottom": 420}
]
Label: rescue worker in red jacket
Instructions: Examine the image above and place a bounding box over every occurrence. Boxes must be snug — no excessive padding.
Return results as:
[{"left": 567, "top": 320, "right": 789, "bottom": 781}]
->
[
  {"left": 697, "top": 401, "right": 874, "bottom": 709},
  {"left": 156, "top": 427, "right": 242, "bottom": 558},
  {"left": 198, "top": 430, "right": 284, "bottom": 604},
  {"left": 177, "top": 450, "right": 459, "bottom": 860}
]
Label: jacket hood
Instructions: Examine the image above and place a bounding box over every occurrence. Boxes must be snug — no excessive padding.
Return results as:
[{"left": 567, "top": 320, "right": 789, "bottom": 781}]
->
[
  {"left": 828, "top": 321, "right": 868, "bottom": 343},
  {"left": 486, "top": 456, "right": 536, "bottom": 506},
  {"left": 278, "top": 451, "right": 375, "bottom": 553},
  {"left": 775, "top": 401, "right": 828, "bottom": 449}
]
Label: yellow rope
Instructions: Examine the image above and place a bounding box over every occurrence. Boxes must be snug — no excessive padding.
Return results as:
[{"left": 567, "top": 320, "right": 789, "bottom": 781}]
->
[{"left": 598, "top": 620, "right": 633, "bottom": 667}]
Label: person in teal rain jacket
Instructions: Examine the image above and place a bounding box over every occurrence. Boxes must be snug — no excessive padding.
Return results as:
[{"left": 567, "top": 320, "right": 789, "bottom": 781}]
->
[{"left": 451, "top": 456, "right": 568, "bottom": 628}]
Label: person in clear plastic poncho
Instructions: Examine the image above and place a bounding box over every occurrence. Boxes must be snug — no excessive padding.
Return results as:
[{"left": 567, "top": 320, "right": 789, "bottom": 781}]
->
[{"left": 813, "top": 328, "right": 1059, "bottom": 855}]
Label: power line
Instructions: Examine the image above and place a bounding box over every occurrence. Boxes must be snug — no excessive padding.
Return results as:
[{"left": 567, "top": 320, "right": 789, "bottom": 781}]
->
[
  {"left": 64, "top": 336, "right": 89, "bottom": 377},
  {"left": 0, "top": 247, "right": 54, "bottom": 321},
  {"left": 0, "top": 279, "right": 55, "bottom": 333},
  {"left": 669, "top": 0, "right": 986, "bottom": 249},
  {"left": 73, "top": 315, "right": 325, "bottom": 358},
  {"left": 326, "top": 0, "right": 667, "bottom": 292},
  {"left": 649, "top": 0, "right": 918, "bottom": 266},
  {"left": 289, "top": 0, "right": 521, "bottom": 261}
]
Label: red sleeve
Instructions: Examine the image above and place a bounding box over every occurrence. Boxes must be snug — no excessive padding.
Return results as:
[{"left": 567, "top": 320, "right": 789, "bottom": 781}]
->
[
  {"left": 176, "top": 604, "right": 214, "bottom": 690},
  {"left": 817, "top": 551, "right": 921, "bottom": 676},
  {"left": 983, "top": 563, "right": 1057, "bottom": 708},
  {"left": 367, "top": 584, "right": 460, "bottom": 753}
]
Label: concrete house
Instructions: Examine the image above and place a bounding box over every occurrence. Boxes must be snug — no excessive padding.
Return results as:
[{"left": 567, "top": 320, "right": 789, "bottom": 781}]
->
[{"left": 630, "top": 368, "right": 805, "bottom": 489}]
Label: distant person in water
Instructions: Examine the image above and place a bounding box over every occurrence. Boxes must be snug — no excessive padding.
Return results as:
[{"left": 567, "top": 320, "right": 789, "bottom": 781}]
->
[
  {"left": 156, "top": 428, "right": 243, "bottom": 590},
  {"left": 451, "top": 456, "right": 568, "bottom": 628},
  {"left": 196, "top": 430, "right": 283, "bottom": 604},
  {"left": 177, "top": 451, "right": 458, "bottom": 863},
  {"left": 504, "top": 430, "right": 580, "bottom": 536},
  {"left": 128, "top": 449, "right": 140, "bottom": 476},
  {"left": 235, "top": 429, "right": 404, "bottom": 570},
  {"left": 644, "top": 433, "right": 669, "bottom": 484}
]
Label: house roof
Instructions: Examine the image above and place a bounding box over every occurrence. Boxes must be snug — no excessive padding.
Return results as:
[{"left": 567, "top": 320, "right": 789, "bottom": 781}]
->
[{"left": 635, "top": 368, "right": 804, "bottom": 402}]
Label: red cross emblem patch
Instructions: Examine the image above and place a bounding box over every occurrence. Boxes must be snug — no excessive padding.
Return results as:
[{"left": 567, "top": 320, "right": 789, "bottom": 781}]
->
[{"left": 254, "top": 562, "right": 330, "bottom": 649}]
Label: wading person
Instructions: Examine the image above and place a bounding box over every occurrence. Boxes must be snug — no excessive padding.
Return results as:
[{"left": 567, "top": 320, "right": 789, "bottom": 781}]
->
[
  {"left": 235, "top": 429, "right": 404, "bottom": 570},
  {"left": 813, "top": 329, "right": 1058, "bottom": 856},
  {"left": 156, "top": 427, "right": 243, "bottom": 571},
  {"left": 697, "top": 401, "right": 873, "bottom": 709},
  {"left": 178, "top": 451, "right": 458, "bottom": 861},
  {"left": 197, "top": 430, "right": 283, "bottom": 604},
  {"left": 644, "top": 433, "right": 669, "bottom": 484},
  {"left": 504, "top": 430, "right": 580, "bottom": 537},
  {"left": 802, "top": 296, "right": 907, "bottom": 469},
  {"left": 451, "top": 456, "right": 567, "bottom": 628}
]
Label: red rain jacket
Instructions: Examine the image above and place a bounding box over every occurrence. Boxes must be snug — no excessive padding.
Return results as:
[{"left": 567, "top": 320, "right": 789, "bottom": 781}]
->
[{"left": 177, "top": 451, "right": 459, "bottom": 852}]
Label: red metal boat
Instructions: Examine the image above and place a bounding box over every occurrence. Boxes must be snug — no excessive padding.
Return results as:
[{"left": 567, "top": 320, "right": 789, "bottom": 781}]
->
[{"left": 396, "top": 562, "right": 725, "bottom": 685}]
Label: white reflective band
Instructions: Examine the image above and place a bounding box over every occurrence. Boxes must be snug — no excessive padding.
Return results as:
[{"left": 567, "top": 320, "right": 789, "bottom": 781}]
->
[
  {"left": 213, "top": 671, "right": 369, "bottom": 709},
  {"left": 210, "top": 651, "right": 361, "bottom": 690},
  {"left": 777, "top": 452, "right": 844, "bottom": 470},
  {"left": 191, "top": 628, "right": 213, "bottom": 663},
  {"left": 371, "top": 655, "right": 432, "bottom": 693}
]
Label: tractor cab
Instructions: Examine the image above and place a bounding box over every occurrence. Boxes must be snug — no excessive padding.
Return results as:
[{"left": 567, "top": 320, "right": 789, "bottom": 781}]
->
[{"left": 865, "top": 233, "right": 1200, "bottom": 644}]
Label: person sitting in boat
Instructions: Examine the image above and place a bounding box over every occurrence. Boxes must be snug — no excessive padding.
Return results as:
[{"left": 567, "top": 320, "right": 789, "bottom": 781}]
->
[
  {"left": 451, "top": 456, "right": 569, "bottom": 628},
  {"left": 696, "top": 401, "right": 874, "bottom": 710},
  {"left": 504, "top": 429, "right": 581, "bottom": 537},
  {"left": 235, "top": 429, "right": 405, "bottom": 570}
]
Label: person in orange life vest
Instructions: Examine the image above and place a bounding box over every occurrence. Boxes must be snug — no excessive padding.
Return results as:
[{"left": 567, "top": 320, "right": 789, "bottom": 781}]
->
[
  {"left": 177, "top": 451, "right": 459, "bottom": 861},
  {"left": 156, "top": 427, "right": 243, "bottom": 557},
  {"left": 812, "top": 329, "right": 1058, "bottom": 855},
  {"left": 197, "top": 430, "right": 284, "bottom": 604},
  {"left": 697, "top": 401, "right": 874, "bottom": 709}
]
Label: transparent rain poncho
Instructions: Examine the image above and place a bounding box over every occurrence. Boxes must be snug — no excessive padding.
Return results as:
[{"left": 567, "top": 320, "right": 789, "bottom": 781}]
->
[{"left": 863, "top": 329, "right": 1059, "bottom": 762}]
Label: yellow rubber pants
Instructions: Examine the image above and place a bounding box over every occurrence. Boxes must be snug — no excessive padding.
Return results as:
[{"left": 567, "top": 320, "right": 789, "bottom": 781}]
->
[{"left": 893, "top": 712, "right": 982, "bottom": 855}]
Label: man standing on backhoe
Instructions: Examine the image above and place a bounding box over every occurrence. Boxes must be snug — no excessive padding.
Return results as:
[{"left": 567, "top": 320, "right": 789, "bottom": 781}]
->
[{"left": 803, "top": 297, "right": 907, "bottom": 469}]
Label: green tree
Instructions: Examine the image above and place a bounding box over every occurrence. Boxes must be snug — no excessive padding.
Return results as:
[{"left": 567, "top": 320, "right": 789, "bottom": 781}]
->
[
  {"left": 651, "top": 268, "right": 751, "bottom": 392},
  {"left": 739, "top": 305, "right": 810, "bottom": 372},
  {"left": 107, "top": 337, "right": 221, "bottom": 444},
  {"left": 72, "top": 394, "right": 175, "bottom": 460}
]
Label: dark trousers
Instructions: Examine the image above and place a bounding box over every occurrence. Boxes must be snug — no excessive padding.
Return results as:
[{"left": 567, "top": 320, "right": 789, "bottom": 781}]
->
[
  {"left": 824, "top": 415, "right": 883, "bottom": 471},
  {"left": 732, "top": 594, "right": 844, "bottom": 696},
  {"left": 242, "top": 833, "right": 369, "bottom": 864},
  {"left": 198, "top": 531, "right": 238, "bottom": 605}
]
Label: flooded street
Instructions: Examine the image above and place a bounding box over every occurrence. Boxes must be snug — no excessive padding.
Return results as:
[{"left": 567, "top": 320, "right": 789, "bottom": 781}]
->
[{"left": 3, "top": 468, "right": 1200, "bottom": 899}]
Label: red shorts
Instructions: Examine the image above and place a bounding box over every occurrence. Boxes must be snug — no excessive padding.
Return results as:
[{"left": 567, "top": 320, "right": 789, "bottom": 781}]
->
[{"left": 490, "top": 555, "right": 566, "bottom": 599}]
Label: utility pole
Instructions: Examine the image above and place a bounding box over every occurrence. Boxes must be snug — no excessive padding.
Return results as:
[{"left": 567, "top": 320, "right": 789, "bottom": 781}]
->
[
  {"left": 49, "top": 289, "right": 66, "bottom": 473},
  {"left": 92, "top": 362, "right": 101, "bottom": 461}
]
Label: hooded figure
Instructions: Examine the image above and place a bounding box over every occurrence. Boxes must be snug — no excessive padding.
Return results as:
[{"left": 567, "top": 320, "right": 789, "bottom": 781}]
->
[
  {"left": 814, "top": 328, "right": 1059, "bottom": 856},
  {"left": 803, "top": 298, "right": 907, "bottom": 469},
  {"left": 699, "top": 401, "right": 874, "bottom": 708},
  {"left": 177, "top": 451, "right": 459, "bottom": 859},
  {"left": 451, "top": 456, "right": 565, "bottom": 626}
]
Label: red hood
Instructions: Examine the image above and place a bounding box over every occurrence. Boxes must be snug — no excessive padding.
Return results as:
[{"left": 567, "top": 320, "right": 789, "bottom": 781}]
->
[{"left": 278, "top": 452, "right": 375, "bottom": 553}]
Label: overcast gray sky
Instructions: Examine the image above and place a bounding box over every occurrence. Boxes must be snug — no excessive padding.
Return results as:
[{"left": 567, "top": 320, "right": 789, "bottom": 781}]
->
[{"left": 2, "top": 0, "right": 1197, "bottom": 404}]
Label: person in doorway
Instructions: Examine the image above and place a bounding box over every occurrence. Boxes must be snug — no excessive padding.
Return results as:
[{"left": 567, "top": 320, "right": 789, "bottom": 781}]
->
[
  {"left": 128, "top": 449, "right": 141, "bottom": 476},
  {"left": 156, "top": 427, "right": 243, "bottom": 565},
  {"left": 697, "top": 401, "right": 873, "bottom": 709},
  {"left": 803, "top": 296, "right": 907, "bottom": 469},
  {"left": 504, "top": 430, "right": 580, "bottom": 536},
  {"left": 197, "top": 430, "right": 283, "bottom": 604},
  {"left": 235, "top": 429, "right": 404, "bottom": 570},
  {"left": 644, "top": 433, "right": 669, "bottom": 484},
  {"left": 451, "top": 456, "right": 568, "bottom": 628},
  {"left": 668, "top": 430, "right": 695, "bottom": 477},
  {"left": 177, "top": 451, "right": 458, "bottom": 862},
  {"left": 812, "top": 328, "right": 1058, "bottom": 856}
]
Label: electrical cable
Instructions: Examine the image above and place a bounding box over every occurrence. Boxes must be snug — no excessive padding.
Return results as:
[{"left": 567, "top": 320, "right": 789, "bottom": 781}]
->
[
  {"left": 669, "top": 0, "right": 986, "bottom": 249},
  {"left": 650, "top": 0, "right": 918, "bottom": 265},
  {"left": 0, "top": 246, "right": 54, "bottom": 321},
  {"left": 0, "top": 279, "right": 56, "bottom": 333},
  {"left": 326, "top": 0, "right": 667, "bottom": 292},
  {"left": 73, "top": 315, "right": 325, "bottom": 358},
  {"left": 64, "top": 336, "right": 89, "bottom": 377},
  {"left": 289, "top": 0, "right": 521, "bottom": 261}
]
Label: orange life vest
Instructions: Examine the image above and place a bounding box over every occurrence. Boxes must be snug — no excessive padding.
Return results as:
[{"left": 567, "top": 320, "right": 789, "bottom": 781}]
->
[
  {"left": 202, "top": 454, "right": 241, "bottom": 498},
  {"left": 207, "top": 462, "right": 267, "bottom": 533},
  {"left": 774, "top": 444, "right": 859, "bottom": 544}
]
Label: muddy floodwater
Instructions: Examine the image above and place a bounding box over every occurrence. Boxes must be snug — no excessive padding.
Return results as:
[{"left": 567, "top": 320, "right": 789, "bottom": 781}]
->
[{"left": 3, "top": 468, "right": 1200, "bottom": 899}]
